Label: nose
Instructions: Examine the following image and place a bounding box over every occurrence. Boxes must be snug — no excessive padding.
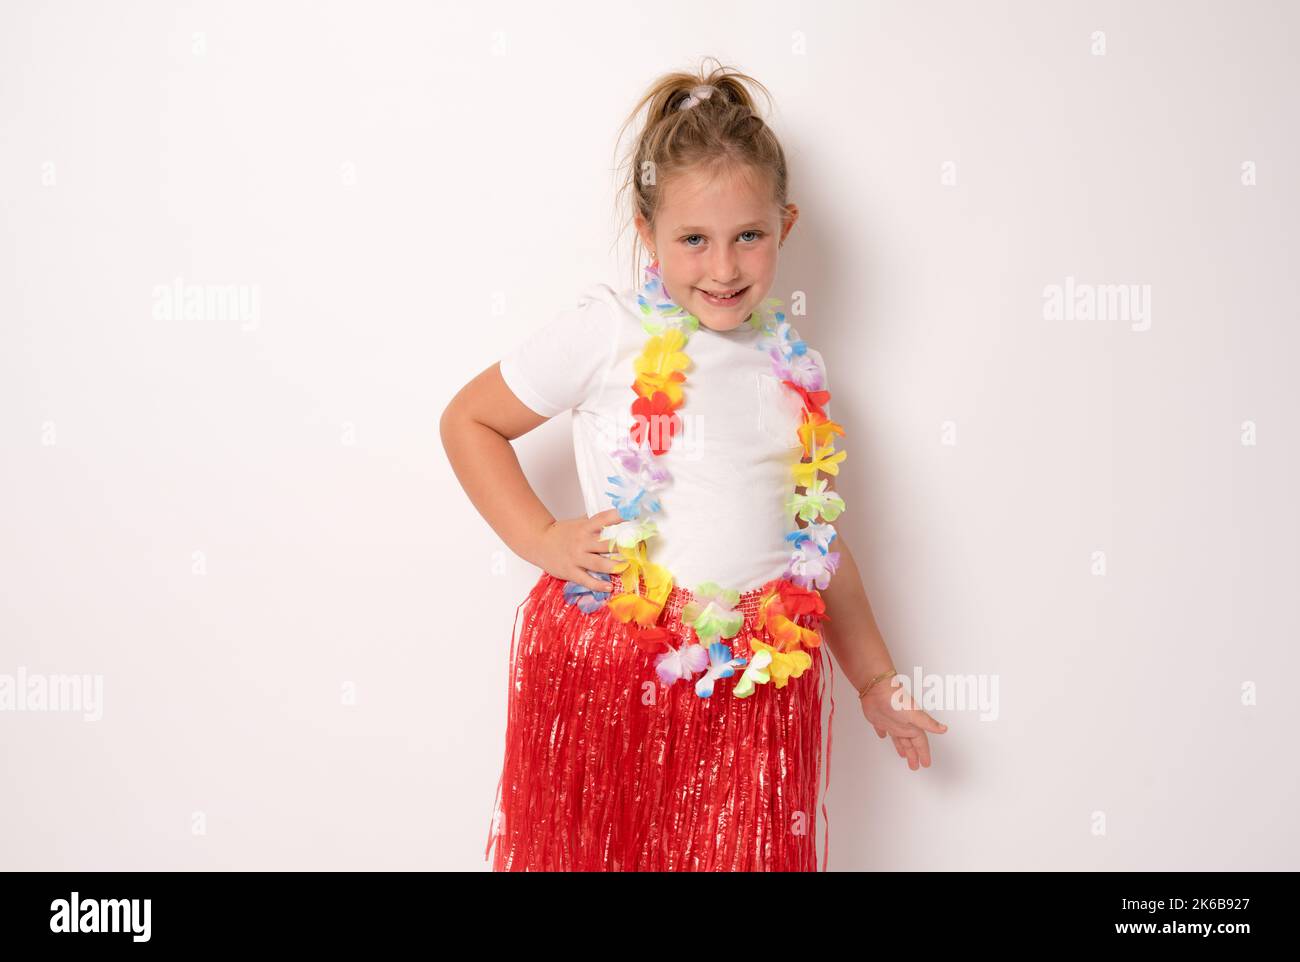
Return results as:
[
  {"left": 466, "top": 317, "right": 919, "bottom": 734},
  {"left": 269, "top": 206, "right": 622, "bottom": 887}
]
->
[{"left": 709, "top": 248, "right": 741, "bottom": 286}]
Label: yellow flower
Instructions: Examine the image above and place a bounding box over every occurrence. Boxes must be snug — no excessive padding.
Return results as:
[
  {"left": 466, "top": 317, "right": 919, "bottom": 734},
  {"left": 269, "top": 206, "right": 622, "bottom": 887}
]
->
[
  {"left": 750, "top": 640, "right": 813, "bottom": 689},
  {"left": 792, "top": 443, "right": 846, "bottom": 487},
  {"left": 607, "top": 541, "right": 673, "bottom": 625},
  {"left": 633, "top": 328, "right": 690, "bottom": 405},
  {"left": 641, "top": 559, "right": 673, "bottom": 607}
]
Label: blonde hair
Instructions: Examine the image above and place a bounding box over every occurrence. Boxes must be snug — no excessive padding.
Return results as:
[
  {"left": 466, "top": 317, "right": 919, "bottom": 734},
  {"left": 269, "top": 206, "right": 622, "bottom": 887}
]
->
[{"left": 612, "top": 57, "right": 791, "bottom": 291}]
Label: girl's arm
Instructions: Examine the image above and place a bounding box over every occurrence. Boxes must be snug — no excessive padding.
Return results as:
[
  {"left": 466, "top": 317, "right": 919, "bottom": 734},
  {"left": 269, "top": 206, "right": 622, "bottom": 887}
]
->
[
  {"left": 439, "top": 362, "right": 620, "bottom": 592},
  {"left": 816, "top": 532, "right": 897, "bottom": 691},
  {"left": 818, "top": 516, "right": 950, "bottom": 768}
]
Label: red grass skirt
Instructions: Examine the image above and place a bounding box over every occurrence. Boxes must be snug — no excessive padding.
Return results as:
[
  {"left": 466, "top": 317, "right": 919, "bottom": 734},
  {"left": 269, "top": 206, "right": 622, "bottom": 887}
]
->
[{"left": 484, "top": 571, "right": 836, "bottom": 871}]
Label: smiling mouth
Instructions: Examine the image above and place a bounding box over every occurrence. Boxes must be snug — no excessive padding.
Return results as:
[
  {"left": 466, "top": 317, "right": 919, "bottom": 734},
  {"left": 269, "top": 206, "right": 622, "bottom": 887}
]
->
[{"left": 697, "top": 286, "right": 749, "bottom": 304}]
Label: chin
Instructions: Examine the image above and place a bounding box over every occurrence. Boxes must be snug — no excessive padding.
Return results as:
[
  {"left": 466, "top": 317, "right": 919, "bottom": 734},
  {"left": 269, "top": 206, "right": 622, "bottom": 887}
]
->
[{"left": 698, "top": 315, "right": 748, "bottom": 333}]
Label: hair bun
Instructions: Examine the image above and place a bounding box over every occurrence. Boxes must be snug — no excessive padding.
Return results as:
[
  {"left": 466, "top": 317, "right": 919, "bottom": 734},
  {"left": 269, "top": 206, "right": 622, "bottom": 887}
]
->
[{"left": 677, "top": 84, "right": 716, "bottom": 111}]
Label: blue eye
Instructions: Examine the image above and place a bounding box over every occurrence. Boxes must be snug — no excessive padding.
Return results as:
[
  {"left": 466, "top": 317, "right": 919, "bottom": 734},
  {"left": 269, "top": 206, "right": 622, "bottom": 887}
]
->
[{"left": 681, "top": 230, "right": 763, "bottom": 247}]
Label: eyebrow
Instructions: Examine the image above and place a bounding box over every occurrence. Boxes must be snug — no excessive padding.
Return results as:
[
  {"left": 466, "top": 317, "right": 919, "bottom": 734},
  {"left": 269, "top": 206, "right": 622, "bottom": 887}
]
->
[{"left": 673, "top": 222, "right": 768, "bottom": 233}]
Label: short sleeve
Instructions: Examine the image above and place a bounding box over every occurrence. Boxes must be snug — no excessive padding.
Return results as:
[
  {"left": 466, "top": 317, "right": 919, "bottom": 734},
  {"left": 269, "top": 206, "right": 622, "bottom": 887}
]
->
[{"left": 499, "top": 295, "right": 619, "bottom": 418}]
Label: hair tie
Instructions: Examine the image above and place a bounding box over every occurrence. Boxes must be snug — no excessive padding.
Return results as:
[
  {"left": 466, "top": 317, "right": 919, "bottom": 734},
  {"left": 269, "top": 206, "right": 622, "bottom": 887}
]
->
[{"left": 677, "top": 84, "right": 716, "bottom": 111}]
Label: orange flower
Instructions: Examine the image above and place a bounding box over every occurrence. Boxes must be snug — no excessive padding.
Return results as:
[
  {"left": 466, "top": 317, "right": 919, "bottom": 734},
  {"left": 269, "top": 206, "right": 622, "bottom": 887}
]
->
[
  {"left": 757, "top": 584, "right": 822, "bottom": 651},
  {"left": 797, "top": 411, "right": 845, "bottom": 457},
  {"left": 608, "top": 593, "right": 665, "bottom": 627}
]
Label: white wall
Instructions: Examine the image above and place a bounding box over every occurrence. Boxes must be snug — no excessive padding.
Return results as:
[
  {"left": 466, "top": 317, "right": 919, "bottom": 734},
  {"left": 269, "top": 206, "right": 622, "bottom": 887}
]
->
[{"left": 1, "top": 0, "right": 1295, "bottom": 870}]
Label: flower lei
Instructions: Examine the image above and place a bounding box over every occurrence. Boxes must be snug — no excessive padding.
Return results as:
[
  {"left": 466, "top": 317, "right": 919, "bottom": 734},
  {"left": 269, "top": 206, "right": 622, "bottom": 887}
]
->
[{"left": 561, "top": 262, "right": 847, "bottom": 699}]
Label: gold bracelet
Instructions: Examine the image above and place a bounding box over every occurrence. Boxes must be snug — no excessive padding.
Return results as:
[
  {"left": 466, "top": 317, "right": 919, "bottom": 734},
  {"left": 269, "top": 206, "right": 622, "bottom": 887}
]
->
[{"left": 858, "top": 668, "right": 897, "bottom": 699}]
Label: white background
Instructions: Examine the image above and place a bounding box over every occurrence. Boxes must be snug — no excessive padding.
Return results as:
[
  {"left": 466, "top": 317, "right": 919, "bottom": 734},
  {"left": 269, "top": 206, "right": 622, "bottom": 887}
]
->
[{"left": 1, "top": 0, "right": 1296, "bottom": 870}]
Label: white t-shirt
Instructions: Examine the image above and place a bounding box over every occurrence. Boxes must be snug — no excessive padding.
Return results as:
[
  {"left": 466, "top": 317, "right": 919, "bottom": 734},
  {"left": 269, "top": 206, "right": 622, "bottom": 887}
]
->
[{"left": 499, "top": 283, "right": 830, "bottom": 595}]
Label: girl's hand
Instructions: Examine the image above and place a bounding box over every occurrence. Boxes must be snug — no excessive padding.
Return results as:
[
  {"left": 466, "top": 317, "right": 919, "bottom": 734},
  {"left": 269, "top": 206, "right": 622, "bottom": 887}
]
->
[
  {"left": 532, "top": 507, "right": 626, "bottom": 593},
  {"left": 859, "top": 676, "right": 949, "bottom": 771}
]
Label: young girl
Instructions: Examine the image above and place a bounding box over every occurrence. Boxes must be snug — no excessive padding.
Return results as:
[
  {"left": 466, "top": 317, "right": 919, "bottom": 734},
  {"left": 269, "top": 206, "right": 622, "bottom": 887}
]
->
[{"left": 441, "top": 61, "right": 948, "bottom": 872}]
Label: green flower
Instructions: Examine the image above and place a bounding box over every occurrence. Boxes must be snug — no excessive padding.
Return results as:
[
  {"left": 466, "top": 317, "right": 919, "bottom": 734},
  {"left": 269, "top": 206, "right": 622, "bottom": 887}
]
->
[{"left": 681, "top": 581, "right": 743, "bottom": 645}]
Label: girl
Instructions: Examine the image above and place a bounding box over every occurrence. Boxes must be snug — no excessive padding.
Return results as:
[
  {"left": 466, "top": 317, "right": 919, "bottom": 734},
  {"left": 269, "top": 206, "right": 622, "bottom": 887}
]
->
[{"left": 441, "top": 61, "right": 948, "bottom": 871}]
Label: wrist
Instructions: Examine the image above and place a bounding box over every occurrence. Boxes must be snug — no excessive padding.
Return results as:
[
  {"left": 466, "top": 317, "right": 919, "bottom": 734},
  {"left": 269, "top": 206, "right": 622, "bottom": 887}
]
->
[
  {"left": 517, "top": 517, "right": 556, "bottom": 568},
  {"left": 856, "top": 667, "right": 897, "bottom": 699}
]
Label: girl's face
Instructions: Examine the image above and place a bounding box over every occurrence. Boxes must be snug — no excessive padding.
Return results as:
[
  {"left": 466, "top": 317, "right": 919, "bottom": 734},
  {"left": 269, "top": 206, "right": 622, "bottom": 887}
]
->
[{"left": 637, "top": 164, "right": 798, "bottom": 333}]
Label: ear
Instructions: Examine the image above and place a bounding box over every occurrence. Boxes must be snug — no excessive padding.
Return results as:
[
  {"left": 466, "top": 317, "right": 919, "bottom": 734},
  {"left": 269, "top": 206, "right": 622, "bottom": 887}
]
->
[
  {"left": 779, "top": 202, "right": 800, "bottom": 242},
  {"left": 634, "top": 213, "right": 652, "bottom": 248}
]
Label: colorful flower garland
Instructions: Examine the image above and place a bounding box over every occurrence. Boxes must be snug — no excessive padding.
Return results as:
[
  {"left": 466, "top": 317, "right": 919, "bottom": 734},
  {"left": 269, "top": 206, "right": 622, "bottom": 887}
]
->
[{"left": 561, "top": 262, "right": 846, "bottom": 699}]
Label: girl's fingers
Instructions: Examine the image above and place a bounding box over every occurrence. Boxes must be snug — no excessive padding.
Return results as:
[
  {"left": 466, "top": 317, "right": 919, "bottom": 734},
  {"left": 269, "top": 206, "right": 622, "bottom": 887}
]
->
[
  {"left": 904, "top": 741, "right": 919, "bottom": 770},
  {"left": 899, "top": 733, "right": 931, "bottom": 769},
  {"left": 587, "top": 534, "right": 618, "bottom": 555},
  {"left": 891, "top": 719, "right": 924, "bottom": 738},
  {"left": 918, "top": 712, "right": 949, "bottom": 734},
  {"left": 590, "top": 508, "right": 624, "bottom": 530},
  {"left": 873, "top": 726, "right": 887, "bottom": 739},
  {"left": 581, "top": 551, "right": 623, "bottom": 576},
  {"left": 571, "top": 566, "right": 613, "bottom": 594},
  {"left": 898, "top": 710, "right": 945, "bottom": 735},
  {"left": 899, "top": 709, "right": 943, "bottom": 734}
]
